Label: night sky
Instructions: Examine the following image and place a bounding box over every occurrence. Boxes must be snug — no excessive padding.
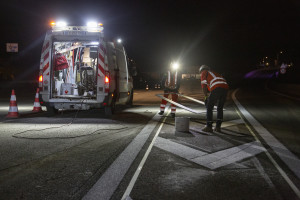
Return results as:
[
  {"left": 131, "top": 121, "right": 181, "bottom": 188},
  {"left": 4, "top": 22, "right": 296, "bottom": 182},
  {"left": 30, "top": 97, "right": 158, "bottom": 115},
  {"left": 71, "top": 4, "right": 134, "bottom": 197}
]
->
[{"left": 1, "top": 0, "right": 299, "bottom": 80}]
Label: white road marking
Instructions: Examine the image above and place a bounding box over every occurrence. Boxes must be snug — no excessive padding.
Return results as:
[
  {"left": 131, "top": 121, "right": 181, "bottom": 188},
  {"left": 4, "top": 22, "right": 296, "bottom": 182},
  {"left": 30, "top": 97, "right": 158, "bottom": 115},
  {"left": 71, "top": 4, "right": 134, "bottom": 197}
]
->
[
  {"left": 232, "top": 89, "right": 300, "bottom": 198},
  {"left": 120, "top": 110, "right": 244, "bottom": 199},
  {"left": 252, "top": 158, "right": 278, "bottom": 192},
  {"left": 221, "top": 119, "right": 244, "bottom": 128},
  {"left": 155, "top": 137, "right": 207, "bottom": 159},
  {"left": 125, "top": 196, "right": 133, "bottom": 200},
  {"left": 154, "top": 137, "right": 265, "bottom": 170},
  {"left": 265, "top": 80, "right": 300, "bottom": 101},
  {"left": 232, "top": 89, "right": 300, "bottom": 178},
  {"left": 121, "top": 111, "right": 170, "bottom": 200},
  {"left": 191, "top": 141, "right": 266, "bottom": 169},
  {"left": 83, "top": 111, "right": 164, "bottom": 200}
]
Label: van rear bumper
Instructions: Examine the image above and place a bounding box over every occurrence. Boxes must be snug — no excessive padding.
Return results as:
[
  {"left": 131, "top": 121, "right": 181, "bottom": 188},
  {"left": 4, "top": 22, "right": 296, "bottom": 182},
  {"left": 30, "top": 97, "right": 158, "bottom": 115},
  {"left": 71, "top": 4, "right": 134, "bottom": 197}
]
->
[
  {"left": 43, "top": 99, "right": 103, "bottom": 110},
  {"left": 40, "top": 93, "right": 112, "bottom": 111}
]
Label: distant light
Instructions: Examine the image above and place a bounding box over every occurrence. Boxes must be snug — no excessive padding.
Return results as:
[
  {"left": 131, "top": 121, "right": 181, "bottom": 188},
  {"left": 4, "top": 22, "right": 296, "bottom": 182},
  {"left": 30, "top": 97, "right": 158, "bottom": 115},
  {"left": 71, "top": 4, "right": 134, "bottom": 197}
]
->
[
  {"left": 90, "top": 41, "right": 99, "bottom": 45},
  {"left": 280, "top": 51, "right": 283, "bottom": 54},
  {"left": 56, "top": 21, "right": 67, "bottom": 27},
  {"left": 265, "top": 57, "right": 268, "bottom": 59},
  {"left": 117, "top": 39, "right": 122, "bottom": 43},
  {"left": 171, "top": 62, "right": 179, "bottom": 70},
  {"left": 87, "top": 21, "right": 98, "bottom": 27},
  {"left": 50, "top": 21, "right": 56, "bottom": 26}
]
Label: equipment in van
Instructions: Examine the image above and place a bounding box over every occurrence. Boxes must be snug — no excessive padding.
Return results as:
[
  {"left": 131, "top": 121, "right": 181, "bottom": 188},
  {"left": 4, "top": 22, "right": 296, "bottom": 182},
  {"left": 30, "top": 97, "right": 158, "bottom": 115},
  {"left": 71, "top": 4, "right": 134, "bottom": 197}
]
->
[{"left": 38, "top": 21, "right": 135, "bottom": 114}]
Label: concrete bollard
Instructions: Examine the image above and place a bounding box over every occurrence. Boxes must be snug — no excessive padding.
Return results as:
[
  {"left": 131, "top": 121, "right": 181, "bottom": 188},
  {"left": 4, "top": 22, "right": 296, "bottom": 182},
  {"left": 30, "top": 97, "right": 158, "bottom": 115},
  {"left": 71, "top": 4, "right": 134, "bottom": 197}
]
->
[{"left": 175, "top": 117, "right": 190, "bottom": 132}]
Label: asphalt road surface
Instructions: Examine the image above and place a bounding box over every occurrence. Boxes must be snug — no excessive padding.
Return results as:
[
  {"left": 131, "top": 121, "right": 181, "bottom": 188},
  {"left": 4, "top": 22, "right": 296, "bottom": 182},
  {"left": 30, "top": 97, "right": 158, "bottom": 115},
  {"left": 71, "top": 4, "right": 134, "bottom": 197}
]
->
[{"left": 0, "top": 78, "right": 299, "bottom": 200}]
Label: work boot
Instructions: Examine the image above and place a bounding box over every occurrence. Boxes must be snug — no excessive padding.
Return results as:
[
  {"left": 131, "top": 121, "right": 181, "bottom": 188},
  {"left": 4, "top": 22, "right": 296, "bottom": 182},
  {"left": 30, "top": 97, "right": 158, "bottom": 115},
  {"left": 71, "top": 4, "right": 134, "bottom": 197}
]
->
[
  {"left": 171, "top": 113, "right": 175, "bottom": 118},
  {"left": 216, "top": 120, "right": 222, "bottom": 130},
  {"left": 201, "top": 125, "right": 213, "bottom": 133},
  {"left": 158, "top": 111, "right": 164, "bottom": 115},
  {"left": 214, "top": 126, "right": 221, "bottom": 132}
]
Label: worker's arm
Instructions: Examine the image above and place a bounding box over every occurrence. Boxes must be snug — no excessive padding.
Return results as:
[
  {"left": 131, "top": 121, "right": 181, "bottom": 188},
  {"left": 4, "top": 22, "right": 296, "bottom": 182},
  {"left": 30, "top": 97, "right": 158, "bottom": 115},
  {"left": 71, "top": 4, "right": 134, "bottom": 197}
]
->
[
  {"left": 200, "top": 70, "right": 209, "bottom": 99},
  {"left": 202, "top": 86, "right": 208, "bottom": 97},
  {"left": 202, "top": 85, "right": 209, "bottom": 106}
]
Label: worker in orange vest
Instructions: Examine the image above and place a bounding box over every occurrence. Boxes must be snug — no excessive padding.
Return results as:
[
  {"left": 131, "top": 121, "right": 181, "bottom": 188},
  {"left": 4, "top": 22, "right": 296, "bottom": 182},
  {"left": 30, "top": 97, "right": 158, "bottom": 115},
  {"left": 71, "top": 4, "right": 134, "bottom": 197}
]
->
[
  {"left": 199, "top": 65, "right": 229, "bottom": 132},
  {"left": 159, "top": 62, "right": 181, "bottom": 118}
]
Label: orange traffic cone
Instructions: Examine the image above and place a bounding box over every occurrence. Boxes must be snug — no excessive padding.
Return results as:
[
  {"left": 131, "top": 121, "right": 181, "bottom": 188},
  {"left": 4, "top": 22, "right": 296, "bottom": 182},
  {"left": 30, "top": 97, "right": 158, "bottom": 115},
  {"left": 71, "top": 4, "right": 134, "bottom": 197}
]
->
[
  {"left": 32, "top": 88, "right": 42, "bottom": 112},
  {"left": 6, "top": 89, "right": 19, "bottom": 118}
]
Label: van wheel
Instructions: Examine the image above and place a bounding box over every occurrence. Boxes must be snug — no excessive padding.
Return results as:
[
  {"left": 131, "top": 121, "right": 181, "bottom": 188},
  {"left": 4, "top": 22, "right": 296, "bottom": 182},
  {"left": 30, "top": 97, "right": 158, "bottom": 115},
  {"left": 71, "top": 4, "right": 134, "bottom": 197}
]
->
[
  {"left": 105, "top": 100, "right": 116, "bottom": 115},
  {"left": 46, "top": 106, "right": 58, "bottom": 115},
  {"left": 126, "top": 89, "right": 134, "bottom": 106}
]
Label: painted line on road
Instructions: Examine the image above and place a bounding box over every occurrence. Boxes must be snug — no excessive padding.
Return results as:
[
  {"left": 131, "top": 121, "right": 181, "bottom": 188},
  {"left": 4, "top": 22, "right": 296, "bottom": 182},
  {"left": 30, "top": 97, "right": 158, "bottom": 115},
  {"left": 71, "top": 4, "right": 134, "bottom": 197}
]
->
[
  {"left": 252, "top": 157, "right": 278, "bottom": 194},
  {"left": 232, "top": 89, "right": 300, "bottom": 198},
  {"left": 266, "top": 86, "right": 300, "bottom": 101},
  {"left": 125, "top": 196, "right": 133, "bottom": 200},
  {"left": 154, "top": 137, "right": 265, "bottom": 170},
  {"left": 265, "top": 80, "right": 300, "bottom": 101},
  {"left": 232, "top": 89, "right": 300, "bottom": 178},
  {"left": 191, "top": 141, "right": 266, "bottom": 169},
  {"left": 83, "top": 110, "right": 167, "bottom": 200},
  {"left": 155, "top": 137, "right": 207, "bottom": 159},
  {"left": 220, "top": 119, "right": 244, "bottom": 128},
  {"left": 121, "top": 111, "right": 170, "bottom": 200}
]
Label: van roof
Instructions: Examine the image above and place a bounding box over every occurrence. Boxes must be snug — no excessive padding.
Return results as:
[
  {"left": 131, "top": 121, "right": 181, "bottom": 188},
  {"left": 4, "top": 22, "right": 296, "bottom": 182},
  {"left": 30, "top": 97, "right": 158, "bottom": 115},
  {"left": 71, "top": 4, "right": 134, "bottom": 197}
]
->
[{"left": 51, "top": 25, "right": 103, "bottom": 34}]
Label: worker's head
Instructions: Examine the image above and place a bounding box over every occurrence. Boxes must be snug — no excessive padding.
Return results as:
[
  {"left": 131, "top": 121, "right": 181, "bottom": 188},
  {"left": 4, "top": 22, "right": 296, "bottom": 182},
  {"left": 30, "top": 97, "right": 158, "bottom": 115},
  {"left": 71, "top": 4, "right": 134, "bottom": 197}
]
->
[{"left": 199, "top": 65, "right": 210, "bottom": 73}]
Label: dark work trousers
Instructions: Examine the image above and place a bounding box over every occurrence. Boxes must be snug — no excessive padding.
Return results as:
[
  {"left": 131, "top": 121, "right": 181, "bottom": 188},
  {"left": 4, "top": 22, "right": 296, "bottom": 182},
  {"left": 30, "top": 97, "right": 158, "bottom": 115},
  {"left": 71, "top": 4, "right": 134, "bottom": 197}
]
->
[{"left": 206, "top": 87, "right": 228, "bottom": 127}]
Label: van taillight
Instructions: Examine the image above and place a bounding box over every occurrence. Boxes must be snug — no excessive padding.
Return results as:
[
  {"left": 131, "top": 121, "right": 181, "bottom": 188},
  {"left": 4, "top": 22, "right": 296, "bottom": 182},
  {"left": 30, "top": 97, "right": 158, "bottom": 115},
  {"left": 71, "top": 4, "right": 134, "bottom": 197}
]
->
[
  {"left": 39, "top": 75, "right": 43, "bottom": 82},
  {"left": 104, "top": 71, "right": 110, "bottom": 94},
  {"left": 39, "top": 71, "right": 43, "bottom": 91},
  {"left": 105, "top": 76, "right": 109, "bottom": 83}
]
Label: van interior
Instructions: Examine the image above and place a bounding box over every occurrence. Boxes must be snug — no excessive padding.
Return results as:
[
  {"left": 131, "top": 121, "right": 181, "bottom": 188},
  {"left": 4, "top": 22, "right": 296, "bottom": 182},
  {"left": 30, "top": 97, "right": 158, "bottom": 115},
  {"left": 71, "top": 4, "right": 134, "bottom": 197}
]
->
[{"left": 52, "top": 41, "right": 98, "bottom": 98}]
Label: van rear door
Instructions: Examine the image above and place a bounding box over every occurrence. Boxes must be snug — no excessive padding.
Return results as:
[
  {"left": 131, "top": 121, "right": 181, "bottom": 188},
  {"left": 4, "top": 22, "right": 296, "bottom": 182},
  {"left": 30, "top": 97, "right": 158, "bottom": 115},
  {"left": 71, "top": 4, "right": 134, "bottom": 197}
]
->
[{"left": 115, "top": 43, "right": 129, "bottom": 103}]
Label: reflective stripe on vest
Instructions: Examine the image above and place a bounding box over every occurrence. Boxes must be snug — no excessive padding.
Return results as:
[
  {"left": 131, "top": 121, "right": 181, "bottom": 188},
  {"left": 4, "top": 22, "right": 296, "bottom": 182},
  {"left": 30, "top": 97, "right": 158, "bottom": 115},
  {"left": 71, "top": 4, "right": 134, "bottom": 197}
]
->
[{"left": 207, "top": 71, "right": 228, "bottom": 90}]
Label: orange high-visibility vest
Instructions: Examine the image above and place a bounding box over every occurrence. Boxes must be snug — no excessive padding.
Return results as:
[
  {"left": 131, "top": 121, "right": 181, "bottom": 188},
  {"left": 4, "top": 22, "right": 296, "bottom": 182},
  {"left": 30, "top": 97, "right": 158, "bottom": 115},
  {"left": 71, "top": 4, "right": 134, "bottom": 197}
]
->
[{"left": 201, "top": 70, "right": 228, "bottom": 91}]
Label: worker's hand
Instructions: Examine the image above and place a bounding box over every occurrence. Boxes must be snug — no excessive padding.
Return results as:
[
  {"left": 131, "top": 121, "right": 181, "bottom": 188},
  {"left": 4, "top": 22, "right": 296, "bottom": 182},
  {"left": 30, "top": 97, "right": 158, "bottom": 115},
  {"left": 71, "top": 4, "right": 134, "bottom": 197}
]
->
[{"left": 204, "top": 96, "right": 208, "bottom": 106}]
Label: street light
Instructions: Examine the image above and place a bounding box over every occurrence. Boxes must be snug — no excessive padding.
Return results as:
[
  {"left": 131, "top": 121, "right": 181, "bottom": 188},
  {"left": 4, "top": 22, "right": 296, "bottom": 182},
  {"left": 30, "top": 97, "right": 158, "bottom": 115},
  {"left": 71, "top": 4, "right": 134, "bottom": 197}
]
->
[
  {"left": 171, "top": 62, "right": 179, "bottom": 70},
  {"left": 117, "top": 38, "right": 122, "bottom": 43},
  {"left": 87, "top": 21, "right": 98, "bottom": 27},
  {"left": 56, "top": 21, "right": 67, "bottom": 27}
]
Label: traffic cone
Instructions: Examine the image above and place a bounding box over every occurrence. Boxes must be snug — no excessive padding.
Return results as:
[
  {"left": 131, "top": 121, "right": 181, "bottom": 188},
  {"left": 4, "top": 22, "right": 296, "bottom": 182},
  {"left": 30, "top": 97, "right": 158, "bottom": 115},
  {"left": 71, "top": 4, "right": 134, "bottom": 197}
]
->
[
  {"left": 32, "top": 88, "right": 42, "bottom": 112},
  {"left": 6, "top": 89, "right": 19, "bottom": 118}
]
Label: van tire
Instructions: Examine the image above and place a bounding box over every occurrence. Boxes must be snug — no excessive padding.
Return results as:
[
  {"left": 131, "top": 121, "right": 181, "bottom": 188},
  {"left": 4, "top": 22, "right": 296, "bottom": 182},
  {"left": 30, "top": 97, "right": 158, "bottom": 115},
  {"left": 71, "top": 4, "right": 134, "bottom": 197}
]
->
[
  {"left": 46, "top": 106, "right": 58, "bottom": 115},
  {"left": 126, "top": 89, "right": 134, "bottom": 106},
  {"left": 105, "top": 100, "right": 116, "bottom": 115}
]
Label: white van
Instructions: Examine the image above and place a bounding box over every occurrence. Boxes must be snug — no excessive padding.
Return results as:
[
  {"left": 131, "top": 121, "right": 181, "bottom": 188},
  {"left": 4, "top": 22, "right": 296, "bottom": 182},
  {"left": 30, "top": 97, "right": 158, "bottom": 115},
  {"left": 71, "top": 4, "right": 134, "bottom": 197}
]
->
[{"left": 38, "top": 22, "right": 133, "bottom": 114}]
